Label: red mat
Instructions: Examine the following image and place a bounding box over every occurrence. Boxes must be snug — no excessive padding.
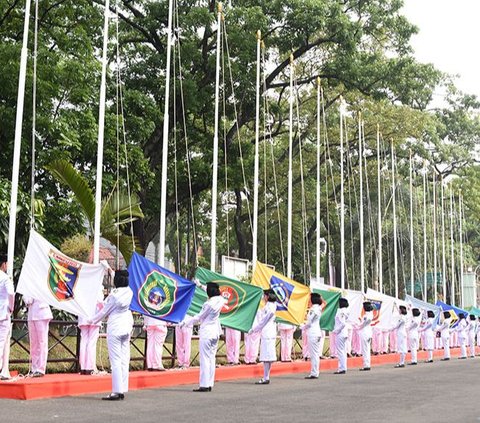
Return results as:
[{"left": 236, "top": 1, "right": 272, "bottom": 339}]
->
[{"left": 0, "top": 347, "right": 475, "bottom": 400}]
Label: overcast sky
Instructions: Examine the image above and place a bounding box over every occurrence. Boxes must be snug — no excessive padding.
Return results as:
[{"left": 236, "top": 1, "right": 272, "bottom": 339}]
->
[{"left": 402, "top": 0, "right": 480, "bottom": 99}]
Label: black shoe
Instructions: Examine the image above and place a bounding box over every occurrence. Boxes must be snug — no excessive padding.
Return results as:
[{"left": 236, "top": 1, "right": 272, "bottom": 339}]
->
[
  {"left": 0, "top": 375, "right": 10, "bottom": 381},
  {"left": 408, "top": 362, "right": 417, "bottom": 366},
  {"left": 394, "top": 364, "right": 405, "bottom": 368},
  {"left": 32, "top": 372, "right": 44, "bottom": 378},
  {"left": 193, "top": 387, "right": 211, "bottom": 392},
  {"left": 441, "top": 358, "right": 450, "bottom": 361},
  {"left": 424, "top": 360, "right": 433, "bottom": 363},
  {"left": 304, "top": 375, "right": 318, "bottom": 379},
  {"left": 255, "top": 379, "right": 270, "bottom": 384},
  {"left": 102, "top": 393, "right": 124, "bottom": 401},
  {"left": 334, "top": 370, "right": 346, "bottom": 374},
  {"left": 458, "top": 357, "right": 467, "bottom": 360},
  {"left": 359, "top": 367, "right": 371, "bottom": 371}
]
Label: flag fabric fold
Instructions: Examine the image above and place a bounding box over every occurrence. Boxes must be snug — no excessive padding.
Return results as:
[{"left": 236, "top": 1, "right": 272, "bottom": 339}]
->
[
  {"left": 188, "top": 267, "right": 263, "bottom": 332},
  {"left": 16, "top": 230, "right": 105, "bottom": 319},
  {"left": 315, "top": 283, "right": 364, "bottom": 325},
  {"left": 128, "top": 253, "right": 196, "bottom": 324},
  {"left": 405, "top": 294, "right": 442, "bottom": 326},
  {"left": 252, "top": 262, "right": 309, "bottom": 325},
  {"left": 312, "top": 288, "right": 341, "bottom": 331}
]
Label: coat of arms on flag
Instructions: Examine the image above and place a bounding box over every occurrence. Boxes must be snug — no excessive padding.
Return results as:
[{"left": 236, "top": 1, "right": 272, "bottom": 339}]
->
[
  {"left": 47, "top": 250, "right": 81, "bottom": 301},
  {"left": 363, "top": 299, "right": 382, "bottom": 326},
  {"left": 270, "top": 275, "right": 293, "bottom": 311},
  {"left": 137, "top": 270, "right": 178, "bottom": 318}
]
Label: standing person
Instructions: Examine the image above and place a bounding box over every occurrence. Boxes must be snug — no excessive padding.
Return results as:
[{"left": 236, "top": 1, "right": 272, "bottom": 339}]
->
[
  {"left": 175, "top": 323, "right": 193, "bottom": 368},
  {"left": 456, "top": 313, "right": 468, "bottom": 359},
  {"left": 181, "top": 282, "right": 226, "bottom": 392},
  {"left": 467, "top": 314, "right": 477, "bottom": 358},
  {"left": 23, "top": 296, "right": 52, "bottom": 377},
  {"left": 332, "top": 298, "right": 349, "bottom": 374},
  {"left": 244, "top": 311, "right": 261, "bottom": 364},
  {"left": 89, "top": 269, "right": 133, "bottom": 401},
  {"left": 393, "top": 305, "right": 408, "bottom": 368},
  {"left": 248, "top": 289, "right": 277, "bottom": 385},
  {"left": 0, "top": 254, "right": 14, "bottom": 380},
  {"left": 407, "top": 308, "right": 422, "bottom": 365},
  {"left": 225, "top": 327, "right": 241, "bottom": 365},
  {"left": 278, "top": 322, "right": 296, "bottom": 362},
  {"left": 477, "top": 316, "right": 480, "bottom": 356},
  {"left": 438, "top": 311, "right": 452, "bottom": 361},
  {"left": 144, "top": 316, "right": 168, "bottom": 371},
  {"left": 419, "top": 310, "right": 436, "bottom": 363},
  {"left": 356, "top": 302, "right": 373, "bottom": 371},
  {"left": 300, "top": 293, "right": 323, "bottom": 379}
]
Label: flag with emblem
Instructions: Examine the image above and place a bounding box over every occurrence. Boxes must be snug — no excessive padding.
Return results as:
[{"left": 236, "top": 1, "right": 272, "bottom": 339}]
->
[
  {"left": 128, "top": 253, "right": 196, "bottom": 324},
  {"left": 16, "top": 230, "right": 106, "bottom": 318},
  {"left": 252, "top": 262, "right": 310, "bottom": 325},
  {"left": 187, "top": 267, "right": 263, "bottom": 332}
]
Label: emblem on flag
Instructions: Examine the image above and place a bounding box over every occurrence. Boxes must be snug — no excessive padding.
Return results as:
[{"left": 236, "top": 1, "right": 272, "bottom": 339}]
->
[
  {"left": 138, "top": 270, "right": 177, "bottom": 318},
  {"left": 362, "top": 298, "right": 382, "bottom": 326},
  {"left": 219, "top": 285, "right": 240, "bottom": 314},
  {"left": 47, "top": 250, "right": 81, "bottom": 301},
  {"left": 270, "top": 275, "right": 294, "bottom": 311}
]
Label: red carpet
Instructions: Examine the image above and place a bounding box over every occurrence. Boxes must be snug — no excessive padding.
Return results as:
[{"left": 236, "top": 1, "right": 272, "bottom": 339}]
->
[{"left": 0, "top": 347, "right": 475, "bottom": 400}]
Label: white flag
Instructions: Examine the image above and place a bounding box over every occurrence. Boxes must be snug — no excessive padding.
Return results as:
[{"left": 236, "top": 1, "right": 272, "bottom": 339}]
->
[{"left": 17, "top": 230, "right": 106, "bottom": 318}]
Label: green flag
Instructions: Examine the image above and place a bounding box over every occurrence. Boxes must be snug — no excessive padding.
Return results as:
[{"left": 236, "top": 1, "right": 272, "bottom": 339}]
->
[
  {"left": 188, "top": 267, "right": 263, "bottom": 333},
  {"left": 313, "top": 288, "right": 341, "bottom": 331}
]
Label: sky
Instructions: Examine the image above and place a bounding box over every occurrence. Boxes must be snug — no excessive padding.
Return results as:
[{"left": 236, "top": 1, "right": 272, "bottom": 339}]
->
[{"left": 402, "top": 0, "right": 480, "bottom": 99}]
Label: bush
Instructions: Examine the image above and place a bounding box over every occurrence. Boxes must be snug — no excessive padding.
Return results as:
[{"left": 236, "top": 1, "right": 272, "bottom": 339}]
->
[{"left": 61, "top": 234, "right": 92, "bottom": 262}]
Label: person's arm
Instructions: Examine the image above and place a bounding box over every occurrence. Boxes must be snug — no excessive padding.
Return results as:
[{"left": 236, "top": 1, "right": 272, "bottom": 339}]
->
[
  {"left": 333, "top": 313, "right": 346, "bottom": 335},
  {"left": 301, "top": 310, "right": 316, "bottom": 331},
  {"left": 420, "top": 320, "right": 432, "bottom": 332},
  {"left": 90, "top": 295, "right": 116, "bottom": 325},
  {"left": 357, "top": 316, "right": 371, "bottom": 331},
  {"left": 183, "top": 301, "right": 211, "bottom": 327},
  {"left": 391, "top": 317, "right": 404, "bottom": 331},
  {"left": 249, "top": 307, "right": 275, "bottom": 334}
]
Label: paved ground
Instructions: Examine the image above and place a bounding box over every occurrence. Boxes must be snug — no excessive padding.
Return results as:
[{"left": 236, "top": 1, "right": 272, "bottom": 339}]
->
[{"left": 1, "top": 358, "right": 479, "bottom": 423}]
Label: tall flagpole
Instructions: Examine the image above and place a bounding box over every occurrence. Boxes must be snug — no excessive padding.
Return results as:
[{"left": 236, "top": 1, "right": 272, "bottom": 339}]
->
[
  {"left": 450, "top": 187, "right": 455, "bottom": 305},
  {"left": 252, "top": 30, "right": 261, "bottom": 269},
  {"left": 210, "top": 3, "right": 222, "bottom": 271},
  {"left": 459, "top": 190, "right": 464, "bottom": 308},
  {"left": 316, "top": 78, "right": 321, "bottom": 281},
  {"left": 422, "top": 162, "right": 427, "bottom": 301},
  {"left": 339, "top": 97, "right": 346, "bottom": 290},
  {"left": 433, "top": 170, "right": 438, "bottom": 302},
  {"left": 391, "top": 141, "right": 398, "bottom": 299},
  {"left": 409, "top": 150, "right": 414, "bottom": 297},
  {"left": 287, "top": 54, "right": 294, "bottom": 279},
  {"left": 93, "top": 0, "right": 110, "bottom": 265},
  {"left": 377, "top": 125, "right": 383, "bottom": 293},
  {"left": 441, "top": 175, "right": 447, "bottom": 301},
  {"left": 359, "top": 114, "right": 365, "bottom": 293},
  {"left": 158, "top": 0, "right": 175, "bottom": 266}
]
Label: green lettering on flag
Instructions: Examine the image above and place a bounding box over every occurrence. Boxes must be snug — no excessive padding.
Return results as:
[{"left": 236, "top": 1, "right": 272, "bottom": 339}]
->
[{"left": 188, "top": 267, "right": 263, "bottom": 333}]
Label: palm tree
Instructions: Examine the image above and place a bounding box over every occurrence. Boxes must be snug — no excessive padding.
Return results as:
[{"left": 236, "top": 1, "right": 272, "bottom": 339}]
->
[{"left": 45, "top": 159, "right": 143, "bottom": 263}]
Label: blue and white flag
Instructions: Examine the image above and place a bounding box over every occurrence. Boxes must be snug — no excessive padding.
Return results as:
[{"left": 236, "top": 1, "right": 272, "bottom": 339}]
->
[
  {"left": 435, "top": 300, "right": 469, "bottom": 328},
  {"left": 405, "top": 294, "right": 442, "bottom": 326},
  {"left": 128, "top": 253, "right": 196, "bottom": 323}
]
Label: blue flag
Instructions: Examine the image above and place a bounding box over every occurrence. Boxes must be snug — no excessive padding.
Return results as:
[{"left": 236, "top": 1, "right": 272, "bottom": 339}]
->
[
  {"left": 128, "top": 253, "right": 196, "bottom": 323},
  {"left": 435, "top": 300, "right": 469, "bottom": 328}
]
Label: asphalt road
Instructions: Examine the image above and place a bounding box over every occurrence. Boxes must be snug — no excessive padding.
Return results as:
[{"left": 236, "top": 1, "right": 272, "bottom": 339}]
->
[{"left": 1, "top": 358, "right": 479, "bottom": 423}]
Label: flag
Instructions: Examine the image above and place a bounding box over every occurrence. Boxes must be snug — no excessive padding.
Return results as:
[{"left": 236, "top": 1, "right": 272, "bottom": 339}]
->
[
  {"left": 188, "top": 267, "right": 263, "bottom": 333},
  {"left": 466, "top": 306, "right": 480, "bottom": 317},
  {"left": 252, "top": 262, "right": 309, "bottom": 325},
  {"left": 365, "top": 288, "right": 397, "bottom": 330},
  {"left": 16, "top": 230, "right": 105, "bottom": 318},
  {"left": 312, "top": 288, "right": 340, "bottom": 331},
  {"left": 405, "top": 294, "right": 442, "bottom": 326},
  {"left": 128, "top": 253, "right": 196, "bottom": 324},
  {"left": 435, "top": 300, "right": 468, "bottom": 328}
]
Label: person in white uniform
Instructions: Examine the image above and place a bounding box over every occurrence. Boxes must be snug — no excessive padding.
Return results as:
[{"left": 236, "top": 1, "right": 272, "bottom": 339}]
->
[
  {"left": 438, "top": 311, "right": 452, "bottom": 361},
  {"left": 467, "top": 314, "right": 477, "bottom": 358},
  {"left": 90, "top": 269, "right": 133, "bottom": 401},
  {"left": 407, "top": 308, "right": 421, "bottom": 365},
  {"left": 248, "top": 289, "right": 277, "bottom": 385},
  {"left": 333, "top": 298, "right": 349, "bottom": 374},
  {"left": 300, "top": 293, "right": 323, "bottom": 379},
  {"left": 356, "top": 301, "right": 373, "bottom": 371},
  {"left": 0, "top": 254, "right": 14, "bottom": 380},
  {"left": 23, "top": 296, "right": 52, "bottom": 377},
  {"left": 144, "top": 315, "right": 168, "bottom": 371},
  {"left": 419, "top": 310, "right": 436, "bottom": 363},
  {"left": 181, "top": 282, "right": 226, "bottom": 392},
  {"left": 456, "top": 313, "right": 468, "bottom": 359},
  {"left": 393, "top": 305, "right": 408, "bottom": 368}
]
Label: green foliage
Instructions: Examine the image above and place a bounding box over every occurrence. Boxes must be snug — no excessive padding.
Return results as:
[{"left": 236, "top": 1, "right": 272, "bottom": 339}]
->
[{"left": 61, "top": 234, "right": 92, "bottom": 262}]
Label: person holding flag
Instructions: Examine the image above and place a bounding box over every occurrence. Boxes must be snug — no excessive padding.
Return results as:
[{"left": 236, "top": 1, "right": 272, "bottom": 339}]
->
[
  {"left": 467, "top": 314, "right": 477, "bottom": 358},
  {"left": 419, "top": 310, "right": 436, "bottom": 363},
  {"left": 438, "top": 311, "right": 452, "bottom": 361},
  {"left": 407, "top": 308, "right": 421, "bottom": 366},
  {"left": 332, "top": 298, "right": 349, "bottom": 374},
  {"left": 248, "top": 289, "right": 277, "bottom": 385},
  {"left": 300, "top": 293, "right": 323, "bottom": 379},
  {"left": 457, "top": 313, "right": 468, "bottom": 359},
  {"left": 393, "top": 305, "right": 408, "bottom": 368},
  {"left": 356, "top": 301, "right": 373, "bottom": 371},
  {"left": 0, "top": 254, "right": 14, "bottom": 380}
]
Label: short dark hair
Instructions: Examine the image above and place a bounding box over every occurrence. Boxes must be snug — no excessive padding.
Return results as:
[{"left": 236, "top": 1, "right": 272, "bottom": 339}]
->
[
  {"left": 114, "top": 270, "right": 129, "bottom": 288},
  {"left": 311, "top": 293, "right": 323, "bottom": 305},
  {"left": 412, "top": 308, "right": 421, "bottom": 317},
  {"left": 399, "top": 305, "right": 407, "bottom": 315},
  {"left": 363, "top": 302, "right": 373, "bottom": 312},
  {"left": 0, "top": 253, "right": 7, "bottom": 265},
  {"left": 443, "top": 311, "right": 451, "bottom": 319},
  {"left": 427, "top": 310, "right": 435, "bottom": 318},
  {"left": 339, "top": 298, "right": 349, "bottom": 308},
  {"left": 264, "top": 289, "right": 277, "bottom": 303},
  {"left": 206, "top": 282, "right": 221, "bottom": 298}
]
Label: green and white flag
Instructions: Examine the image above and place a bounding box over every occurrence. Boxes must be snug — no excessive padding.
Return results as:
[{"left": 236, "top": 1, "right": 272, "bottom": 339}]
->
[{"left": 312, "top": 288, "right": 341, "bottom": 331}]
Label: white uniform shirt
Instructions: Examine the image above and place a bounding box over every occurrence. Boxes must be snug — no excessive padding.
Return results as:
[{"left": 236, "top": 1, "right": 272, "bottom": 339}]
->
[
  {"left": 468, "top": 319, "right": 477, "bottom": 335},
  {"left": 358, "top": 311, "right": 373, "bottom": 339},
  {"left": 92, "top": 287, "right": 134, "bottom": 336},
  {"left": 333, "top": 308, "right": 349, "bottom": 338},
  {"left": 408, "top": 315, "right": 421, "bottom": 338},
  {"left": 23, "top": 296, "right": 53, "bottom": 321},
  {"left": 188, "top": 295, "right": 226, "bottom": 339},
  {"left": 0, "top": 270, "right": 14, "bottom": 321},
  {"left": 456, "top": 319, "right": 468, "bottom": 340},
  {"left": 438, "top": 317, "right": 452, "bottom": 339},
  {"left": 393, "top": 314, "right": 407, "bottom": 338},
  {"left": 251, "top": 301, "right": 277, "bottom": 338},
  {"left": 302, "top": 304, "right": 322, "bottom": 338}
]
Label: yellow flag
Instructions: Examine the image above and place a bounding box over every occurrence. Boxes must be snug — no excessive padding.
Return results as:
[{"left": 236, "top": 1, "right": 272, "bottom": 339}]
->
[{"left": 252, "top": 262, "right": 310, "bottom": 325}]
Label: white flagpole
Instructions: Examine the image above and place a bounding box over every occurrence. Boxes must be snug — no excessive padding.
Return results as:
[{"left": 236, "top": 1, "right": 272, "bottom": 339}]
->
[
  {"left": 433, "top": 170, "right": 438, "bottom": 302},
  {"left": 158, "top": 0, "right": 174, "bottom": 267},
  {"left": 210, "top": 3, "right": 222, "bottom": 272},
  {"left": 450, "top": 187, "right": 455, "bottom": 305},
  {"left": 287, "top": 54, "right": 294, "bottom": 279},
  {"left": 93, "top": 0, "right": 110, "bottom": 265},
  {"left": 252, "top": 30, "right": 261, "bottom": 269},
  {"left": 359, "top": 114, "right": 365, "bottom": 293},
  {"left": 340, "top": 97, "right": 345, "bottom": 290},
  {"left": 316, "top": 78, "right": 321, "bottom": 281},
  {"left": 391, "top": 141, "right": 398, "bottom": 299},
  {"left": 441, "top": 176, "right": 447, "bottom": 301},
  {"left": 376, "top": 125, "right": 383, "bottom": 293},
  {"left": 459, "top": 190, "right": 464, "bottom": 308},
  {"left": 7, "top": 0, "right": 32, "bottom": 275},
  {"left": 409, "top": 150, "right": 414, "bottom": 297},
  {"left": 422, "top": 162, "right": 427, "bottom": 301}
]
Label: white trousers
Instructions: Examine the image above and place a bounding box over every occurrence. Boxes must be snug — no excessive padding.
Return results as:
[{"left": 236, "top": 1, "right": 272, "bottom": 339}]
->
[
  {"left": 107, "top": 333, "right": 131, "bottom": 394},
  {"left": 175, "top": 325, "right": 193, "bottom": 367},
  {"left": 28, "top": 319, "right": 50, "bottom": 374},
  {"left": 0, "top": 319, "right": 10, "bottom": 371},
  {"left": 146, "top": 325, "right": 168, "bottom": 369},
  {"left": 335, "top": 335, "right": 347, "bottom": 372},
  {"left": 279, "top": 328, "right": 295, "bottom": 361},
  {"left": 79, "top": 325, "right": 100, "bottom": 371},
  {"left": 361, "top": 335, "right": 371, "bottom": 368},
  {"left": 199, "top": 336, "right": 219, "bottom": 388},
  {"left": 459, "top": 337, "right": 467, "bottom": 358},
  {"left": 409, "top": 335, "right": 419, "bottom": 363},
  {"left": 308, "top": 335, "right": 322, "bottom": 377},
  {"left": 442, "top": 336, "right": 450, "bottom": 359},
  {"left": 225, "top": 328, "right": 241, "bottom": 364},
  {"left": 468, "top": 332, "right": 476, "bottom": 357}
]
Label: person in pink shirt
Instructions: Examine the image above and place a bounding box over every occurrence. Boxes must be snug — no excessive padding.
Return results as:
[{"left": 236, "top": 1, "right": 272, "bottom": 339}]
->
[
  {"left": 175, "top": 323, "right": 193, "bottom": 368},
  {"left": 244, "top": 312, "right": 261, "bottom": 364},
  {"left": 225, "top": 327, "right": 241, "bottom": 365},
  {"left": 0, "top": 254, "right": 14, "bottom": 380},
  {"left": 144, "top": 316, "right": 168, "bottom": 371},
  {"left": 278, "top": 323, "right": 296, "bottom": 362}
]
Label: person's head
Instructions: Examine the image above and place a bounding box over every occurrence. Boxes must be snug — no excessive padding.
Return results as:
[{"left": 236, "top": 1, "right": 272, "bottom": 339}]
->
[
  {"left": 363, "top": 302, "right": 373, "bottom": 312},
  {"left": 443, "top": 311, "right": 451, "bottom": 319},
  {"left": 399, "top": 305, "right": 407, "bottom": 315},
  {"left": 310, "top": 293, "right": 323, "bottom": 306},
  {"left": 0, "top": 253, "right": 7, "bottom": 273},
  {"left": 469, "top": 314, "right": 476, "bottom": 321},
  {"left": 427, "top": 310, "right": 435, "bottom": 318},
  {"left": 263, "top": 289, "right": 277, "bottom": 303},
  {"left": 206, "top": 282, "right": 221, "bottom": 298},
  {"left": 339, "top": 298, "right": 349, "bottom": 309},
  {"left": 412, "top": 308, "right": 421, "bottom": 317},
  {"left": 113, "top": 269, "right": 129, "bottom": 288},
  {"left": 459, "top": 313, "right": 466, "bottom": 320}
]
